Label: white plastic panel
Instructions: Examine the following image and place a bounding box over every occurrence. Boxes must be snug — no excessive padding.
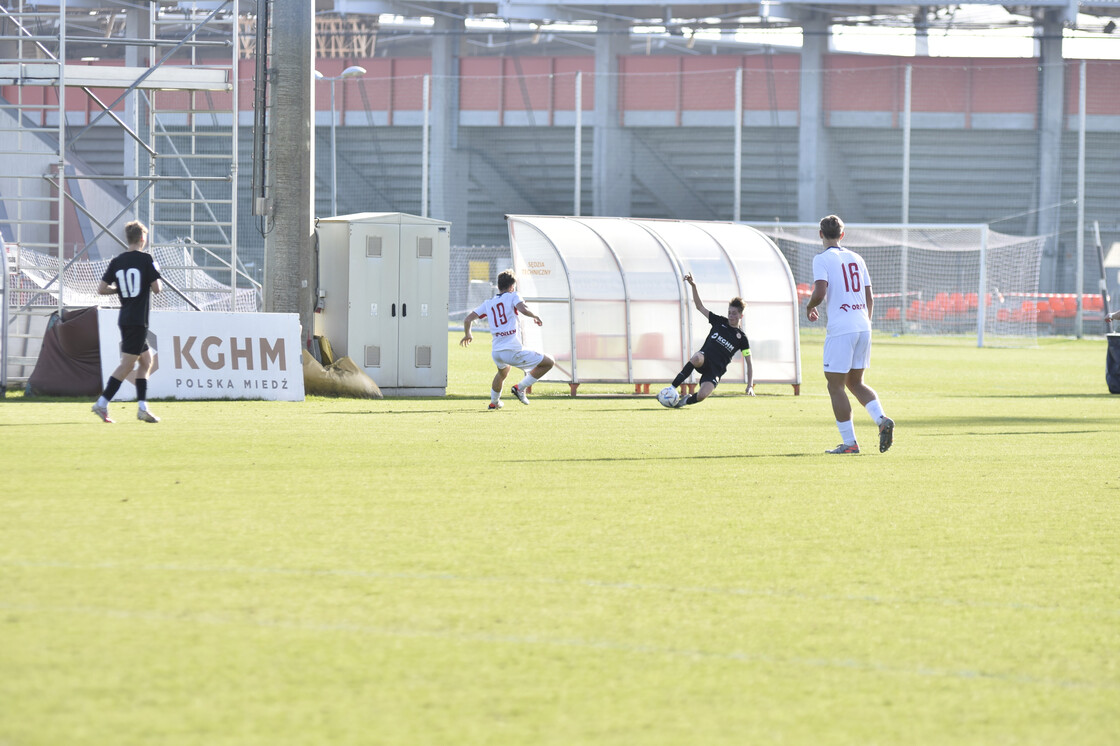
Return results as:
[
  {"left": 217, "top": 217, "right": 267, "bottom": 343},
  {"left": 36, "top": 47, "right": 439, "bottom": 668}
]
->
[
  {"left": 700, "top": 222, "right": 796, "bottom": 303},
  {"left": 746, "top": 302, "right": 799, "bottom": 382},
  {"left": 508, "top": 218, "right": 571, "bottom": 300},
  {"left": 579, "top": 218, "right": 681, "bottom": 301},
  {"left": 517, "top": 299, "right": 571, "bottom": 382},
  {"left": 523, "top": 217, "right": 623, "bottom": 301}
]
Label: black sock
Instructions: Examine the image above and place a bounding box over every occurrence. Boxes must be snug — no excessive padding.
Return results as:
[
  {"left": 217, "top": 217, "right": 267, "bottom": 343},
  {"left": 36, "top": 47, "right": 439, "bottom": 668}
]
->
[
  {"left": 682, "top": 394, "right": 697, "bottom": 406},
  {"left": 672, "top": 362, "right": 695, "bottom": 389},
  {"left": 135, "top": 378, "right": 148, "bottom": 402},
  {"left": 102, "top": 376, "right": 123, "bottom": 402}
]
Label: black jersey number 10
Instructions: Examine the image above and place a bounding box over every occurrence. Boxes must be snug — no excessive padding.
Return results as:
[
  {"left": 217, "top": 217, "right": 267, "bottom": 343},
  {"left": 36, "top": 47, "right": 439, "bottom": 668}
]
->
[{"left": 115, "top": 268, "right": 143, "bottom": 299}]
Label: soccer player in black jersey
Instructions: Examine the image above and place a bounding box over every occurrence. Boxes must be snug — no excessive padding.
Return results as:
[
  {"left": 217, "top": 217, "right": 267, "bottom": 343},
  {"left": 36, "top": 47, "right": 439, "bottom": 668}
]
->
[
  {"left": 669, "top": 273, "right": 754, "bottom": 407},
  {"left": 91, "top": 220, "right": 163, "bottom": 423}
]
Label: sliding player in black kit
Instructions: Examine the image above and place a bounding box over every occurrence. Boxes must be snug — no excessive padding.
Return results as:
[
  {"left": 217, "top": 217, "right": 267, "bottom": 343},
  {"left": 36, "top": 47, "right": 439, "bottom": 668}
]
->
[{"left": 669, "top": 273, "right": 755, "bottom": 407}]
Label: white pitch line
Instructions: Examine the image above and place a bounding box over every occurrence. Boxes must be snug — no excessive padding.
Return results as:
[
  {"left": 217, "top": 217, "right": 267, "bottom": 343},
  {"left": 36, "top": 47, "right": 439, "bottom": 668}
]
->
[
  {"left": 2, "top": 558, "right": 1118, "bottom": 617},
  {"left": 0, "top": 600, "right": 1116, "bottom": 693}
]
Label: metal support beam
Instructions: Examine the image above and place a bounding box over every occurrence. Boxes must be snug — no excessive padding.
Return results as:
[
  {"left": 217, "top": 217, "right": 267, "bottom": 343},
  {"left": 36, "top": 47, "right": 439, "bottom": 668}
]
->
[
  {"left": 798, "top": 11, "right": 828, "bottom": 222},
  {"left": 1036, "top": 9, "right": 1065, "bottom": 292},
  {"left": 592, "top": 18, "right": 631, "bottom": 217},
  {"left": 429, "top": 15, "right": 469, "bottom": 233}
]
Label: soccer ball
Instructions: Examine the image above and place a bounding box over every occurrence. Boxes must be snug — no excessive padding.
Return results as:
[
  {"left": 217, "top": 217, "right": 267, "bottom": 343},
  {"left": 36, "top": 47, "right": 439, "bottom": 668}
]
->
[{"left": 657, "top": 386, "right": 680, "bottom": 408}]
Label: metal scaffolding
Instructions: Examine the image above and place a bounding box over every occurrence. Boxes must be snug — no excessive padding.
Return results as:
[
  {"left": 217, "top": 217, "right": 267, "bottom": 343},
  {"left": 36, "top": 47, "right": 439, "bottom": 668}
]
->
[{"left": 0, "top": 0, "right": 246, "bottom": 386}]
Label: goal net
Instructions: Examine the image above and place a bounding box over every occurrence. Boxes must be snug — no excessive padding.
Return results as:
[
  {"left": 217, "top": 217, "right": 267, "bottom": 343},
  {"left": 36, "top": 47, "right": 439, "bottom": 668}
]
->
[
  {"left": 755, "top": 223, "right": 1046, "bottom": 347},
  {"left": 4, "top": 241, "right": 262, "bottom": 384},
  {"left": 5, "top": 242, "right": 261, "bottom": 313},
  {"left": 448, "top": 245, "right": 513, "bottom": 329}
]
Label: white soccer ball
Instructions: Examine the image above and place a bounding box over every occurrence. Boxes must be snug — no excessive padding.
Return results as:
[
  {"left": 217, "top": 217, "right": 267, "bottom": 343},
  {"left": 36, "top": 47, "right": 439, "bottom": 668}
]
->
[{"left": 657, "top": 386, "right": 680, "bottom": 408}]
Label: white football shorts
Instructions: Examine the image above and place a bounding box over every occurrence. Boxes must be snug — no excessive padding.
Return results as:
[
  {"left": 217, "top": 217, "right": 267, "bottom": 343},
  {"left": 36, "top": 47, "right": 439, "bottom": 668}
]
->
[
  {"left": 822, "top": 331, "right": 872, "bottom": 374},
  {"left": 493, "top": 347, "right": 545, "bottom": 371}
]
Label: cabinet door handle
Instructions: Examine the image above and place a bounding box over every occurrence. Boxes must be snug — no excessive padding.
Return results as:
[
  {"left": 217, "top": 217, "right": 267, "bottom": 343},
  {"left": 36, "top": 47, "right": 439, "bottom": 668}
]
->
[
  {"left": 391, "top": 303, "right": 396, "bottom": 317},
  {"left": 402, "top": 303, "right": 407, "bottom": 317}
]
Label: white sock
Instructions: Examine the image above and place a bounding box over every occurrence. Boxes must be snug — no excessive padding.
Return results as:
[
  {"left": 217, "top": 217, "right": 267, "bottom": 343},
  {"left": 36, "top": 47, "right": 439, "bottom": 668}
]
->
[
  {"left": 138, "top": 401, "right": 149, "bottom": 412},
  {"left": 517, "top": 373, "right": 539, "bottom": 389},
  {"left": 96, "top": 396, "right": 108, "bottom": 408},
  {"left": 865, "top": 399, "right": 885, "bottom": 423},
  {"left": 837, "top": 419, "right": 857, "bottom": 445},
  {"left": 490, "top": 389, "right": 500, "bottom": 404}
]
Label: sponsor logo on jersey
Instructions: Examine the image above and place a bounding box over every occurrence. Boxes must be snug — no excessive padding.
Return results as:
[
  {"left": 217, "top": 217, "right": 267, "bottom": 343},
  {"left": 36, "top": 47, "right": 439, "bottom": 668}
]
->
[{"left": 710, "top": 331, "right": 737, "bottom": 353}]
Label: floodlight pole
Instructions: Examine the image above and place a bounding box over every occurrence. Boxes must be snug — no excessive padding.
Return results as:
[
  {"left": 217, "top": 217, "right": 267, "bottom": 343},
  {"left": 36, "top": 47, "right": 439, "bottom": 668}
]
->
[
  {"left": 1075, "top": 60, "right": 1086, "bottom": 339},
  {"left": 574, "top": 71, "right": 582, "bottom": 216},
  {"left": 329, "top": 76, "right": 337, "bottom": 216},
  {"left": 317, "top": 66, "right": 367, "bottom": 218},
  {"left": 733, "top": 67, "right": 743, "bottom": 223}
]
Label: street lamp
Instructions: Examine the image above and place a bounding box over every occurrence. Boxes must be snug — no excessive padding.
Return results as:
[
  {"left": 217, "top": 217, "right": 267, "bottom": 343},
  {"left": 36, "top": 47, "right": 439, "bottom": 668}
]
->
[{"left": 315, "top": 65, "right": 367, "bottom": 216}]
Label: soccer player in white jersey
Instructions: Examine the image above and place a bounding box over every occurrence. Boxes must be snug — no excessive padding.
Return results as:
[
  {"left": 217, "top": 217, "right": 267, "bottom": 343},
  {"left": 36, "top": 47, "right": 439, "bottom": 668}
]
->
[
  {"left": 805, "top": 215, "right": 895, "bottom": 454},
  {"left": 460, "top": 269, "right": 554, "bottom": 409}
]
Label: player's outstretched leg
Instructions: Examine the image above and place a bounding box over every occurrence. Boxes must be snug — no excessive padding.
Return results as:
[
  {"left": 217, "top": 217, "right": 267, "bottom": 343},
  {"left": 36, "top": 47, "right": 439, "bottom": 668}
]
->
[
  {"left": 675, "top": 381, "right": 715, "bottom": 408},
  {"left": 671, "top": 362, "right": 694, "bottom": 389}
]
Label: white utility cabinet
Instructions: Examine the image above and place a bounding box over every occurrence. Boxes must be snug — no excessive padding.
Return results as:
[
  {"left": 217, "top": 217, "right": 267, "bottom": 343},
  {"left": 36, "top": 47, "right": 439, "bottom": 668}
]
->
[{"left": 316, "top": 212, "right": 450, "bottom": 396}]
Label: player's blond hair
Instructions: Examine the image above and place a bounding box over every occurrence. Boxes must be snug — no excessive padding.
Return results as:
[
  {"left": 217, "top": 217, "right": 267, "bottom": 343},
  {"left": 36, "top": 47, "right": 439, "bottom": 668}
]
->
[
  {"left": 819, "top": 214, "right": 844, "bottom": 241},
  {"left": 125, "top": 220, "right": 148, "bottom": 246}
]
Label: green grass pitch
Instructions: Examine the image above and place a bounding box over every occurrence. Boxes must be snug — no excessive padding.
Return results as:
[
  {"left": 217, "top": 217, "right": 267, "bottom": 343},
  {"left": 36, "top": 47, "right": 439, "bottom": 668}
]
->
[{"left": 1, "top": 332, "right": 1118, "bottom": 745}]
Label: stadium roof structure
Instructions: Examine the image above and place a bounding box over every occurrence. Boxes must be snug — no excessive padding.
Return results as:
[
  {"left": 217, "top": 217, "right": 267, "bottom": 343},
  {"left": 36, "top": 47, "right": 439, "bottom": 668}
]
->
[
  {"left": 326, "top": 0, "right": 1120, "bottom": 28},
  {"left": 345, "top": 0, "right": 1120, "bottom": 59},
  {"left": 9, "top": 0, "right": 1120, "bottom": 60}
]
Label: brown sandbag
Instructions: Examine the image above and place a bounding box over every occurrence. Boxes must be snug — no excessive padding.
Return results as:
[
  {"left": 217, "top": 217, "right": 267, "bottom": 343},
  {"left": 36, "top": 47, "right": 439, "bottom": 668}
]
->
[
  {"left": 27, "top": 306, "right": 103, "bottom": 396},
  {"left": 302, "top": 349, "right": 383, "bottom": 398}
]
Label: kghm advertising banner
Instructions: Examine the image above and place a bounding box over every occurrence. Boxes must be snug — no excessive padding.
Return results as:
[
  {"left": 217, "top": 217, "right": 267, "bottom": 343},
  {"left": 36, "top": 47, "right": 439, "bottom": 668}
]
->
[{"left": 97, "top": 310, "right": 305, "bottom": 401}]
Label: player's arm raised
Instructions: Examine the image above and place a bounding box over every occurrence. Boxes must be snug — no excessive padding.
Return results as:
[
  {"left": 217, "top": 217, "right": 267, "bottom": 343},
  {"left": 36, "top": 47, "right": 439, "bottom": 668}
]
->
[
  {"left": 516, "top": 301, "right": 543, "bottom": 326},
  {"left": 683, "top": 273, "right": 709, "bottom": 318},
  {"left": 460, "top": 311, "right": 480, "bottom": 346}
]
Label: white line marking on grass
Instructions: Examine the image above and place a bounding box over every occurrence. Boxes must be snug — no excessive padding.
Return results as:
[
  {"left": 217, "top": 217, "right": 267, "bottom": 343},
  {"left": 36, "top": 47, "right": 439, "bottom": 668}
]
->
[
  {"left": 4, "top": 558, "right": 1119, "bottom": 617},
  {"left": 1, "top": 600, "right": 1116, "bottom": 693}
]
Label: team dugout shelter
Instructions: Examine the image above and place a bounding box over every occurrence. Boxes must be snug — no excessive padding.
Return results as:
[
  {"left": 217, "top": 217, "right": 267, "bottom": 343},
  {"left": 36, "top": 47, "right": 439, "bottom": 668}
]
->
[{"left": 505, "top": 215, "right": 802, "bottom": 396}]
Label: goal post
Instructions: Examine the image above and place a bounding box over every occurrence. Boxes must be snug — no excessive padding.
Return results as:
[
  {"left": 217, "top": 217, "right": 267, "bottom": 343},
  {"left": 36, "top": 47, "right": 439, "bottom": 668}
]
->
[{"left": 753, "top": 223, "right": 1046, "bottom": 348}]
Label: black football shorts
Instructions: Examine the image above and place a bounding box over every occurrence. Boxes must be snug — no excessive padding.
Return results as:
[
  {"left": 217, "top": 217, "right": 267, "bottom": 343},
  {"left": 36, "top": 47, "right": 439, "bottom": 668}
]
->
[{"left": 119, "top": 324, "right": 150, "bottom": 356}]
